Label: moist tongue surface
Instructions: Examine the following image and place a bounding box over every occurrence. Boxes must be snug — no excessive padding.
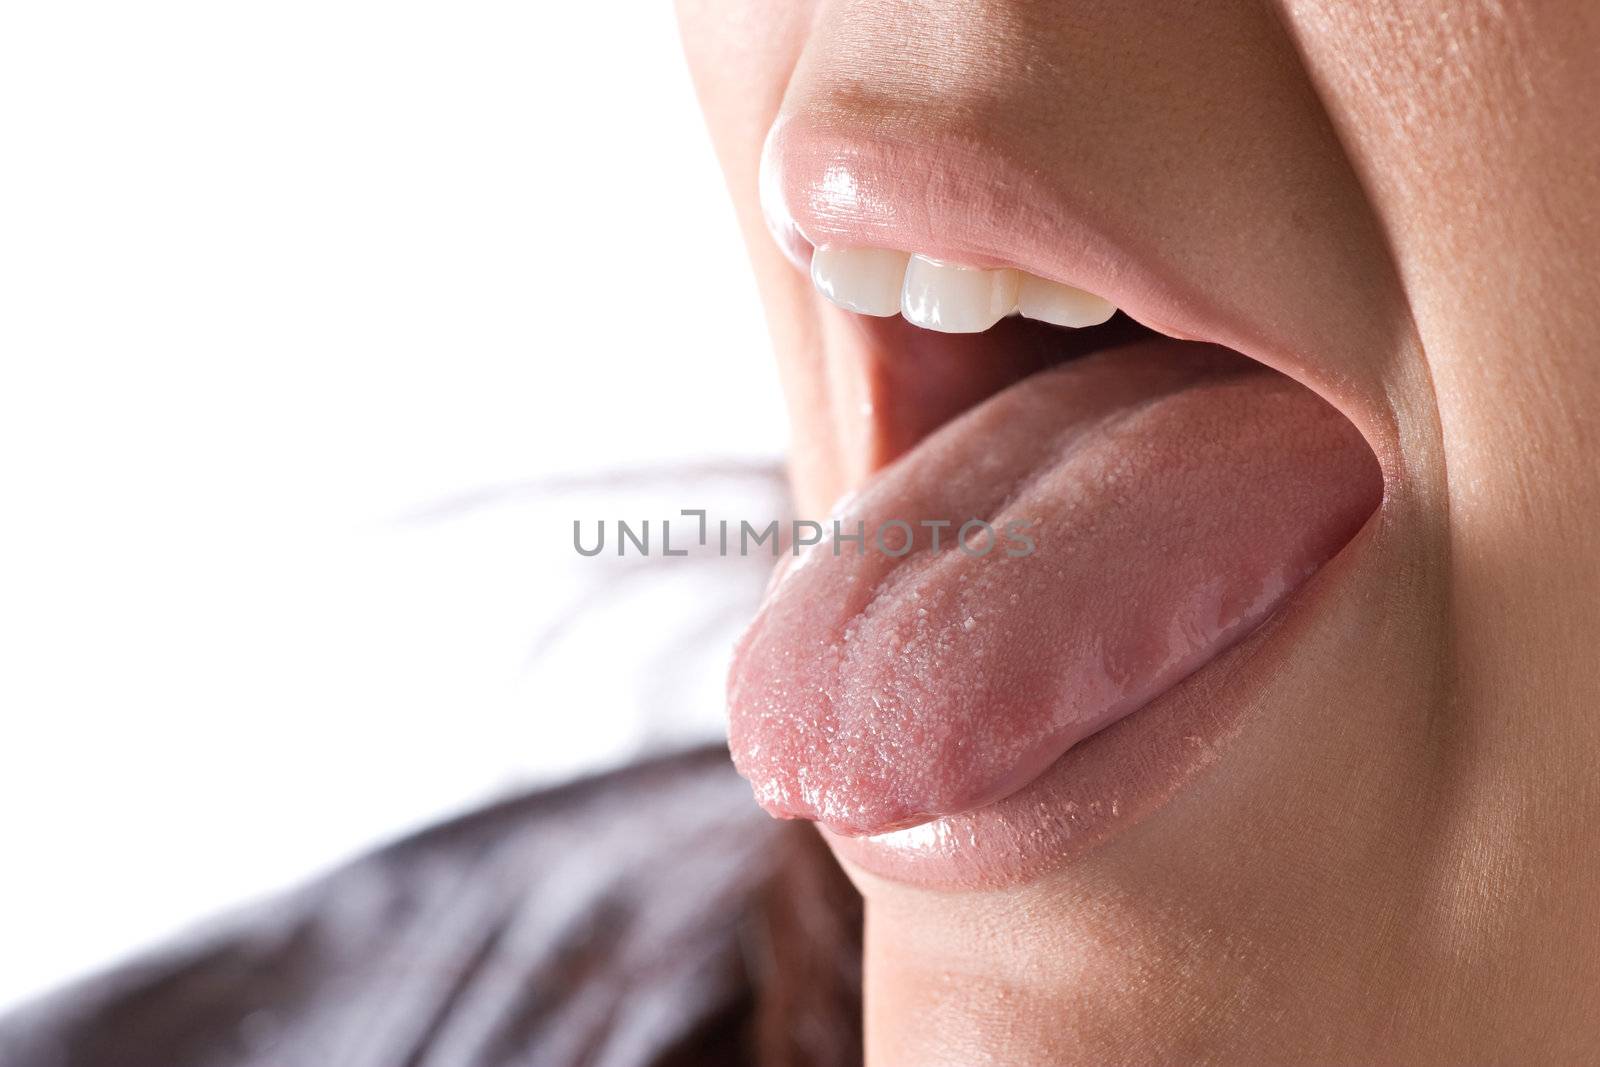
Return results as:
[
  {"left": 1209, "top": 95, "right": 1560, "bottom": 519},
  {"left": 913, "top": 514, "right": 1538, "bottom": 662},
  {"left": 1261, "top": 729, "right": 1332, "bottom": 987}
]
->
[{"left": 728, "top": 340, "right": 1381, "bottom": 836}]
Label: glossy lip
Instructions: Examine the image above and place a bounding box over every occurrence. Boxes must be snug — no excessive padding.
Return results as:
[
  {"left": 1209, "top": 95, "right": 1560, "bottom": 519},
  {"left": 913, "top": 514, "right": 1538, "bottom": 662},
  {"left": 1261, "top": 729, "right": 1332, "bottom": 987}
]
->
[
  {"left": 821, "top": 513, "right": 1380, "bottom": 891},
  {"left": 745, "top": 109, "right": 1402, "bottom": 890},
  {"left": 760, "top": 111, "right": 1401, "bottom": 471}
]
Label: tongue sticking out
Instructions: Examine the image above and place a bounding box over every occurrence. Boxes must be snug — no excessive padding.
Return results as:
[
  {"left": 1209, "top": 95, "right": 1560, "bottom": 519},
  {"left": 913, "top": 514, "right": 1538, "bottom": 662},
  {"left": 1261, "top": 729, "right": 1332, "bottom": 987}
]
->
[{"left": 727, "top": 340, "right": 1381, "bottom": 837}]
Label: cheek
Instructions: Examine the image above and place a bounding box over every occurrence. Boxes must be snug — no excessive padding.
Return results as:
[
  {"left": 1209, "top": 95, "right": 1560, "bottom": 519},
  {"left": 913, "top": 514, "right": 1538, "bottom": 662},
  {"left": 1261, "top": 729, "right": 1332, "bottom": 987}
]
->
[
  {"left": 679, "top": 0, "right": 851, "bottom": 515},
  {"left": 675, "top": 0, "right": 813, "bottom": 169}
]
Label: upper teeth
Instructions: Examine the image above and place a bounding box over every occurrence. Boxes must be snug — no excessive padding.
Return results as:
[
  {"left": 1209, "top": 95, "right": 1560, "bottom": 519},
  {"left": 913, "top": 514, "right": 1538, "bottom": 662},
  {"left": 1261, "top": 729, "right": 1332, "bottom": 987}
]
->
[{"left": 810, "top": 248, "right": 1116, "bottom": 334}]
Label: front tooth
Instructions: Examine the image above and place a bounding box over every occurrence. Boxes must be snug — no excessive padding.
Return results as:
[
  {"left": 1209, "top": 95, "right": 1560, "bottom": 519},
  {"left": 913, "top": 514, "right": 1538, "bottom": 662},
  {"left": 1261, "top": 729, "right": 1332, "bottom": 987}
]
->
[
  {"left": 900, "top": 256, "right": 1020, "bottom": 334},
  {"left": 811, "top": 247, "right": 910, "bottom": 316},
  {"left": 1016, "top": 274, "right": 1116, "bottom": 327}
]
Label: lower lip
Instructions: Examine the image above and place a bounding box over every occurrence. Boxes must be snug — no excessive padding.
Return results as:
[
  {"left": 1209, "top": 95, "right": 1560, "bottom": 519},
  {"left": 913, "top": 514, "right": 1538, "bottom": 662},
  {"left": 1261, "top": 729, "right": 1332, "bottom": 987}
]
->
[{"left": 727, "top": 339, "right": 1381, "bottom": 886}]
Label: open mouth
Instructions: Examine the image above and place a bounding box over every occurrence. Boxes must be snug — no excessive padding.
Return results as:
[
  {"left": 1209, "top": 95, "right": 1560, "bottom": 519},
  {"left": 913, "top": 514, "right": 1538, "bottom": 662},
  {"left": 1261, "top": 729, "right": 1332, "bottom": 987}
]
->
[{"left": 727, "top": 118, "right": 1386, "bottom": 885}]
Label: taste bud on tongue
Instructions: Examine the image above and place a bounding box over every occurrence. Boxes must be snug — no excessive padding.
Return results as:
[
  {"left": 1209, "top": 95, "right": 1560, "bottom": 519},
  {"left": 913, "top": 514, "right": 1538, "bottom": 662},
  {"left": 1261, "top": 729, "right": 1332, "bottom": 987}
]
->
[{"left": 727, "top": 342, "right": 1381, "bottom": 836}]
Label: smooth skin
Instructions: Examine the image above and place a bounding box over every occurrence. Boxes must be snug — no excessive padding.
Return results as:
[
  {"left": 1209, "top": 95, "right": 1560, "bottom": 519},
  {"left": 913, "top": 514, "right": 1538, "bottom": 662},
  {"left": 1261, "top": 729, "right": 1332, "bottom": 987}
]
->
[{"left": 676, "top": 1, "right": 1600, "bottom": 1062}]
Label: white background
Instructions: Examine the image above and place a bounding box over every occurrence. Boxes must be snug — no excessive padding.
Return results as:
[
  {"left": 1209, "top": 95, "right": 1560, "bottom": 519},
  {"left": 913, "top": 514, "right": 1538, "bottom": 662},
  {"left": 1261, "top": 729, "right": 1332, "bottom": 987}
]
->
[{"left": 0, "top": 2, "right": 785, "bottom": 1009}]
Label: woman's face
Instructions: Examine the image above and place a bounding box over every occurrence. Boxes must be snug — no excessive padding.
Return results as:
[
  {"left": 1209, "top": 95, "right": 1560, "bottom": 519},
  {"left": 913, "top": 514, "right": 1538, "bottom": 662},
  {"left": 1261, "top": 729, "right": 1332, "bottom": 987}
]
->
[{"left": 677, "top": 1, "right": 1600, "bottom": 1061}]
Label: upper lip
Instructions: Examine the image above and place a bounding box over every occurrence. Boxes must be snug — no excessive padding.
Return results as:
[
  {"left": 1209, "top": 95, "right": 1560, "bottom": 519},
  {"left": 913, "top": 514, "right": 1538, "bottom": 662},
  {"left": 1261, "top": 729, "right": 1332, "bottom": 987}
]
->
[{"left": 760, "top": 109, "right": 1403, "bottom": 481}]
